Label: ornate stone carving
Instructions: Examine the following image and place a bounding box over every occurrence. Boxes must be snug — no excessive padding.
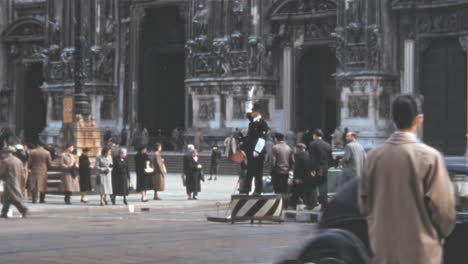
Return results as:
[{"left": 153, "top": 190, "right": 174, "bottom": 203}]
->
[
  {"left": 198, "top": 98, "right": 216, "bottom": 121},
  {"left": 348, "top": 95, "right": 369, "bottom": 118},
  {"left": 276, "top": 0, "right": 337, "bottom": 15},
  {"left": 417, "top": 12, "right": 460, "bottom": 34}
]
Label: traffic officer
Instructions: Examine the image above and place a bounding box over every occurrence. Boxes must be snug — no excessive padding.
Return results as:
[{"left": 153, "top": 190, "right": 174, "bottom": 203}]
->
[{"left": 240, "top": 102, "right": 269, "bottom": 195}]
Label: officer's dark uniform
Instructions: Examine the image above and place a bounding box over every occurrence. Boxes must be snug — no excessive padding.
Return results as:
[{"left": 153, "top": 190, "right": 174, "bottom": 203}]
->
[{"left": 240, "top": 107, "right": 269, "bottom": 194}]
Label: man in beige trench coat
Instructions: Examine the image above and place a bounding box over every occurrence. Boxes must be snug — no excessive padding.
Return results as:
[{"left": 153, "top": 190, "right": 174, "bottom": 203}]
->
[
  {"left": 359, "top": 95, "right": 456, "bottom": 264},
  {"left": 28, "top": 143, "right": 52, "bottom": 203},
  {"left": 0, "top": 146, "right": 28, "bottom": 218}
]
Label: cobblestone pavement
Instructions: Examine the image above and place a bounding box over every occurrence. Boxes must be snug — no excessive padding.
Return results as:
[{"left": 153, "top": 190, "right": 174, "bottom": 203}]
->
[{"left": 0, "top": 207, "right": 316, "bottom": 264}]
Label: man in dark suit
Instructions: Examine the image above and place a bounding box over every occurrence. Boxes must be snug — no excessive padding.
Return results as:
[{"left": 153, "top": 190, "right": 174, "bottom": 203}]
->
[
  {"left": 240, "top": 102, "right": 269, "bottom": 194},
  {"left": 290, "top": 143, "right": 310, "bottom": 209},
  {"left": 308, "top": 129, "right": 333, "bottom": 210}
]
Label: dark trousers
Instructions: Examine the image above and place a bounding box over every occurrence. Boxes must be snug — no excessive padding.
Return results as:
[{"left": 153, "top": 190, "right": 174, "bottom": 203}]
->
[
  {"left": 311, "top": 181, "right": 328, "bottom": 209},
  {"left": 272, "top": 172, "right": 288, "bottom": 194},
  {"left": 1, "top": 196, "right": 27, "bottom": 216},
  {"left": 209, "top": 163, "right": 219, "bottom": 176},
  {"left": 290, "top": 182, "right": 315, "bottom": 209},
  {"left": 241, "top": 155, "right": 264, "bottom": 194}
]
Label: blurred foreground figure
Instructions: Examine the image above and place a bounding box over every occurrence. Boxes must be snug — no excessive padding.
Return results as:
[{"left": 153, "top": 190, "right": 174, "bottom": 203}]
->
[
  {"left": 0, "top": 146, "right": 28, "bottom": 218},
  {"left": 359, "top": 95, "right": 455, "bottom": 264}
]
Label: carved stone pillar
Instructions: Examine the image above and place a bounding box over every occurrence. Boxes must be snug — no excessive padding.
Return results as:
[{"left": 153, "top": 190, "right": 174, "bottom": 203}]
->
[
  {"left": 128, "top": 5, "right": 145, "bottom": 138},
  {"left": 459, "top": 35, "right": 468, "bottom": 155},
  {"left": 403, "top": 39, "right": 415, "bottom": 94},
  {"left": 282, "top": 45, "right": 293, "bottom": 132}
]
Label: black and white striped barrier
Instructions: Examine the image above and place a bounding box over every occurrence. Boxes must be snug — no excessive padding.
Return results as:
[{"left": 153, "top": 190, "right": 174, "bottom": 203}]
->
[{"left": 207, "top": 194, "right": 283, "bottom": 224}]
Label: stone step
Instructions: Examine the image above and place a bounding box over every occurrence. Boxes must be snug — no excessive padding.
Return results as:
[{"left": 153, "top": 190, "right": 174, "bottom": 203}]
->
[{"left": 282, "top": 209, "right": 321, "bottom": 223}]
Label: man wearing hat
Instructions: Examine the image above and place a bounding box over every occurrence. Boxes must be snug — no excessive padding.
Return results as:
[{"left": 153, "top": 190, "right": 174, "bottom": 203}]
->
[
  {"left": 240, "top": 102, "right": 270, "bottom": 194},
  {"left": 0, "top": 146, "right": 28, "bottom": 218}
]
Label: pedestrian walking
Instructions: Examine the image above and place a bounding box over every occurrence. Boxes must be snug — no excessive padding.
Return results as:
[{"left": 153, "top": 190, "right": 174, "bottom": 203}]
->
[
  {"left": 340, "top": 131, "right": 366, "bottom": 183},
  {"left": 95, "top": 147, "right": 113, "bottom": 206},
  {"left": 308, "top": 129, "right": 333, "bottom": 211},
  {"left": 78, "top": 148, "right": 91, "bottom": 203},
  {"left": 223, "top": 133, "right": 237, "bottom": 159},
  {"left": 185, "top": 150, "right": 204, "bottom": 200},
  {"left": 271, "top": 133, "right": 294, "bottom": 208},
  {"left": 359, "top": 95, "right": 455, "bottom": 264},
  {"left": 135, "top": 146, "right": 153, "bottom": 202},
  {"left": 28, "top": 142, "right": 52, "bottom": 203},
  {"left": 194, "top": 128, "right": 204, "bottom": 152},
  {"left": 0, "top": 146, "right": 28, "bottom": 218},
  {"left": 60, "top": 144, "right": 80, "bottom": 205},
  {"left": 209, "top": 145, "right": 221, "bottom": 181},
  {"left": 150, "top": 143, "right": 166, "bottom": 200},
  {"left": 14, "top": 144, "right": 28, "bottom": 198},
  {"left": 290, "top": 143, "right": 311, "bottom": 209},
  {"left": 111, "top": 148, "right": 130, "bottom": 205},
  {"left": 240, "top": 102, "right": 269, "bottom": 194}
]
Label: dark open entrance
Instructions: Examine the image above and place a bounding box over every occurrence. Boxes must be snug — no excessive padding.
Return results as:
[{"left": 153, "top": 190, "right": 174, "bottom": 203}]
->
[
  {"left": 421, "top": 38, "right": 467, "bottom": 155},
  {"left": 138, "top": 6, "right": 186, "bottom": 138},
  {"left": 23, "top": 62, "right": 46, "bottom": 145},
  {"left": 296, "top": 47, "right": 338, "bottom": 141}
]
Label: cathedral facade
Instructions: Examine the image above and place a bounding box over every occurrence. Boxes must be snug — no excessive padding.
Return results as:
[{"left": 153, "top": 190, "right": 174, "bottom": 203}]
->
[{"left": 0, "top": 0, "right": 467, "bottom": 155}]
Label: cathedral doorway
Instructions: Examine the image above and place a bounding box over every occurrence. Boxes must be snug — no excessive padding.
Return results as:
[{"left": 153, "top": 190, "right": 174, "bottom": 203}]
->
[
  {"left": 23, "top": 62, "right": 46, "bottom": 145},
  {"left": 295, "top": 46, "right": 338, "bottom": 140},
  {"left": 421, "top": 38, "right": 467, "bottom": 155},
  {"left": 138, "top": 6, "right": 186, "bottom": 138}
]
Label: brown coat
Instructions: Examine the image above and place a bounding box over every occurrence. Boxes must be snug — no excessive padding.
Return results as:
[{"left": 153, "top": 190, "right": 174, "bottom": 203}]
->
[
  {"left": 151, "top": 152, "right": 165, "bottom": 191},
  {"left": 28, "top": 146, "right": 52, "bottom": 192},
  {"left": 60, "top": 152, "right": 80, "bottom": 192},
  {"left": 0, "top": 155, "right": 24, "bottom": 203},
  {"left": 359, "top": 133, "right": 456, "bottom": 264}
]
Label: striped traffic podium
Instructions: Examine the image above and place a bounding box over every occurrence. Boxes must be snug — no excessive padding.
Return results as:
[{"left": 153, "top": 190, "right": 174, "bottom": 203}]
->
[{"left": 207, "top": 194, "right": 283, "bottom": 224}]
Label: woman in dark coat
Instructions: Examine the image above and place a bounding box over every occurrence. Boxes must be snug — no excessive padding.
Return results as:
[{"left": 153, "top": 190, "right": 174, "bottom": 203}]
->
[
  {"left": 186, "top": 150, "right": 204, "bottom": 200},
  {"left": 79, "top": 148, "right": 91, "bottom": 203},
  {"left": 134, "top": 146, "right": 153, "bottom": 202},
  {"left": 111, "top": 148, "right": 130, "bottom": 205}
]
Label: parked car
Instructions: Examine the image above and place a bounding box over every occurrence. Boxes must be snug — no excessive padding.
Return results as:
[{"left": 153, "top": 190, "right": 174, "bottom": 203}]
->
[{"left": 278, "top": 157, "right": 468, "bottom": 264}]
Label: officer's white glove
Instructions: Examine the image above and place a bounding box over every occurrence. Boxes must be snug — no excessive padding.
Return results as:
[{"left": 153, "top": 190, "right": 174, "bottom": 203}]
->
[{"left": 253, "top": 151, "right": 259, "bottom": 158}]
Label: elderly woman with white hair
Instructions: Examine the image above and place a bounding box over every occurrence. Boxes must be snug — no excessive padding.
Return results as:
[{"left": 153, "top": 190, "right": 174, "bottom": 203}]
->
[{"left": 111, "top": 148, "right": 130, "bottom": 205}]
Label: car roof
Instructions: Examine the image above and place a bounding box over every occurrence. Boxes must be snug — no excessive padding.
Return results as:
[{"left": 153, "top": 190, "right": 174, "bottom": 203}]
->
[{"left": 445, "top": 156, "right": 468, "bottom": 173}]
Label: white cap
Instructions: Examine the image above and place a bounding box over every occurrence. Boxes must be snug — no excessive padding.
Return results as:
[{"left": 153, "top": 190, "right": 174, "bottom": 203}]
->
[{"left": 15, "top": 144, "right": 24, "bottom": 151}]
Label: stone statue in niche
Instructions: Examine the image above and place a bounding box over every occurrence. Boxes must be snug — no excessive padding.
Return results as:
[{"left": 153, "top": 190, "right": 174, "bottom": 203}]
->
[
  {"left": 231, "top": 32, "right": 242, "bottom": 50},
  {"left": 199, "top": 99, "right": 215, "bottom": 121},
  {"left": 8, "top": 45, "right": 18, "bottom": 57},
  {"left": 60, "top": 48, "right": 75, "bottom": 80},
  {"left": 193, "top": 3, "right": 209, "bottom": 37},
  {"left": 367, "top": 24, "right": 381, "bottom": 70},
  {"left": 331, "top": 28, "right": 345, "bottom": 68},
  {"left": 232, "top": 0, "right": 244, "bottom": 33},
  {"left": 213, "top": 38, "right": 232, "bottom": 76},
  {"left": 47, "top": 18, "right": 61, "bottom": 44},
  {"left": 248, "top": 37, "right": 266, "bottom": 74}
]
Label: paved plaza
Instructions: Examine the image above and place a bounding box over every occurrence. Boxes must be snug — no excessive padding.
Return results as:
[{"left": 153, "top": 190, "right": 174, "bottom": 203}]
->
[
  {"left": 3, "top": 174, "right": 240, "bottom": 216},
  {"left": 0, "top": 207, "right": 315, "bottom": 264}
]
